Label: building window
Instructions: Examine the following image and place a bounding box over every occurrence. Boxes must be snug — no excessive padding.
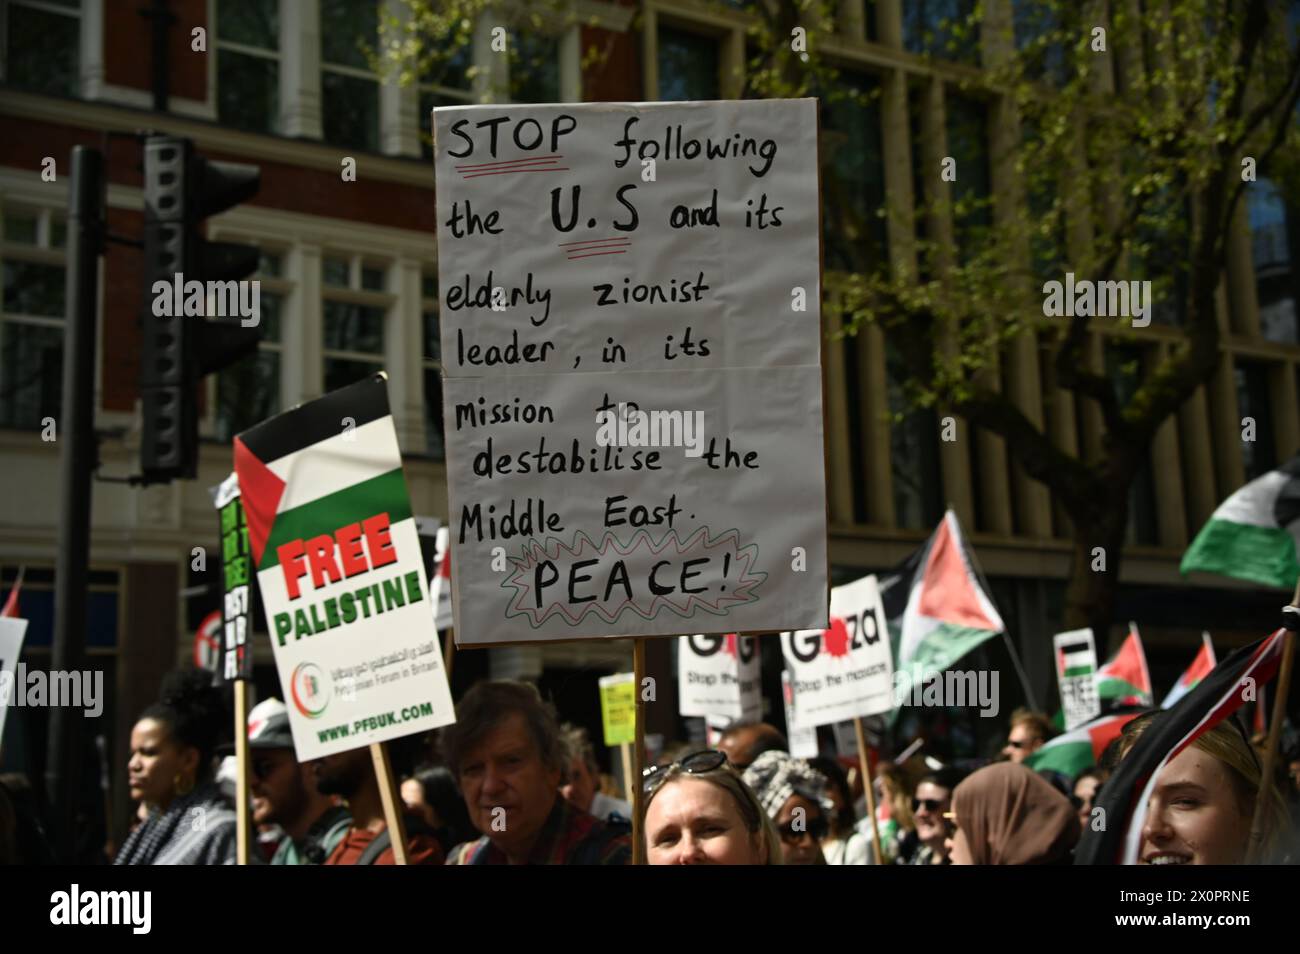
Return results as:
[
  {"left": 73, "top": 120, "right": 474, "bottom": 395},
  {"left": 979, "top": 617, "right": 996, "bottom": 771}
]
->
[
  {"left": 321, "top": 253, "right": 388, "bottom": 394},
  {"left": 821, "top": 71, "right": 887, "bottom": 275},
  {"left": 422, "top": 269, "right": 444, "bottom": 459},
  {"left": 945, "top": 93, "right": 991, "bottom": 259},
  {"left": 1249, "top": 179, "right": 1299, "bottom": 345},
  {"left": 509, "top": 29, "right": 561, "bottom": 103},
  {"left": 216, "top": 0, "right": 280, "bottom": 134},
  {"left": 419, "top": 43, "right": 473, "bottom": 160},
  {"left": 903, "top": 0, "right": 980, "bottom": 64},
  {"left": 1235, "top": 360, "right": 1277, "bottom": 481},
  {"left": 215, "top": 250, "right": 286, "bottom": 442},
  {"left": 887, "top": 343, "right": 943, "bottom": 530},
  {"left": 320, "top": 0, "right": 380, "bottom": 151},
  {"left": 0, "top": 205, "right": 65, "bottom": 431},
  {"left": 1, "top": 0, "right": 80, "bottom": 96},
  {"left": 657, "top": 26, "right": 720, "bottom": 101}
]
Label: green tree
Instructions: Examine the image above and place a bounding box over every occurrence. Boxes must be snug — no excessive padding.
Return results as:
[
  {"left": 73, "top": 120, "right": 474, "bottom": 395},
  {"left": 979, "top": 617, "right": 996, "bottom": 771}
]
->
[{"left": 383, "top": 0, "right": 1300, "bottom": 638}]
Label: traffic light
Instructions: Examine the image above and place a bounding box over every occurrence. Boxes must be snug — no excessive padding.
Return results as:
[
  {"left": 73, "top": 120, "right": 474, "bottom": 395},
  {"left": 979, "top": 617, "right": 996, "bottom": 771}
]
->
[{"left": 140, "top": 135, "right": 262, "bottom": 482}]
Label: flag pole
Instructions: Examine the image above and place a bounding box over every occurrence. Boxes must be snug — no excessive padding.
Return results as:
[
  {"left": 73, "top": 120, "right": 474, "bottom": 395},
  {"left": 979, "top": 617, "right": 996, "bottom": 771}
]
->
[
  {"left": 234, "top": 679, "right": 251, "bottom": 865},
  {"left": 1251, "top": 581, "right": 1299, "bottom": 859},
  {"left": 371, "top": 742, "right": 409, "bottom": 865},
  {"left": 853, "top": 716, "right": 885, "bottom": 864},
  {"left": 631, "top": 638, "right": 647, "bottom": 865}
]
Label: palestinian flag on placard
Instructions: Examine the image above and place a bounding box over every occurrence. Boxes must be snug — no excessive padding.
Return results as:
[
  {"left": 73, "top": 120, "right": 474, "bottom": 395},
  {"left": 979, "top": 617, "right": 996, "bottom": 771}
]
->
[
  {"left": 1025, "top": 710, "right": 1145, "bottom": 779},
  {"left": 1160, "top": 632, "right": 1216, "bottom": 709},
  {"left": 1075, "top": 629, "right": 1288, "bottom": 865},
  {"left": 1180, "top": 454, "right": 1300, "bottom": 590},
  {"left": 233, "top": 374, "right": 407, "bottom": 573},
  {"left": 881, "top": 510, "right": 1005, "bottom": 701},
  {"left": 1, "top": 566, "right": 22, "bottom": 618},
  {"left": 1095, "top": 624, "right": 1152, "bottom": 708}
]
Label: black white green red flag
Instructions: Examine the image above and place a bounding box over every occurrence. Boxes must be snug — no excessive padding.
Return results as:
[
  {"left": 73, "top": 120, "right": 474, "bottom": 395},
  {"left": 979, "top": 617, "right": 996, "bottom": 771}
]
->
[
  {"left": 233, "top": 374, "right": 455, "bottom": 759},
  {"left": 1075, "top": 629, "right": 1288, "bottom": 865}
]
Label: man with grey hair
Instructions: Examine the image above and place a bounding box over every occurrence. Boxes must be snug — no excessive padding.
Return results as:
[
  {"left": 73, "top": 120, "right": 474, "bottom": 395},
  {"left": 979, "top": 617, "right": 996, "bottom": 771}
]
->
[
  {"left": 442, "top": 681, "right": 630, "bottom": 865},
  {"left": 559, "top": 724, "right": 631, "bottom": 823}
]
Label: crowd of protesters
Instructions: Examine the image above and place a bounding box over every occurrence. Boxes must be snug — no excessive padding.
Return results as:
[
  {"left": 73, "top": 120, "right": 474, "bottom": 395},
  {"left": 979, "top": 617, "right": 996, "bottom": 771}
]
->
[{"left": 2, "top": 669, "right": 1300, "bottom": 866}]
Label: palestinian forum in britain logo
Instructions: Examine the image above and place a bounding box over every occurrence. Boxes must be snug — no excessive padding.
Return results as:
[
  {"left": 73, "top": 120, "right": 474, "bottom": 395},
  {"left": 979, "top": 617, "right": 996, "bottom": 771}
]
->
[{"left": 290, "top": 662, "right": 330, "bottom": 719}]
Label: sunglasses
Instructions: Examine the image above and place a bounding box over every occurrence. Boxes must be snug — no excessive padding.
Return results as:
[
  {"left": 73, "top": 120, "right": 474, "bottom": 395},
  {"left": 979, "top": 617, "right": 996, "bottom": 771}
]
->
[
  {"left": 778, "top": 815, "right": 829, "bottom": 842},
  {"left": 912, "top": 798, "right": 945, "bottom": 813},
  {"left": 641, "top": 749, "right": 728, "bottom": 794}
]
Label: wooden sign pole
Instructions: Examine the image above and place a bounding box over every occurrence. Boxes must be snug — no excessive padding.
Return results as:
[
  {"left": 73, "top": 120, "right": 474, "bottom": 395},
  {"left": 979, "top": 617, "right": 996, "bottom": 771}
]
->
[
  {"left": 371, "top": 741, "right": 409, "bottom": 865},
  {"left": 442, "top": 627, "right": 456, "bottom": 683},
  {"left": 233, "top": 680, "right": 250, "bottom": 865},
  {"left": 853, "top": 716, "right": 885, "bottom": 865},
  {"left": 631, "top": 638, "right": 647, "bottom": 865},
  {"left": 619, "top": 741, "right": 635, "bottom": 810}
]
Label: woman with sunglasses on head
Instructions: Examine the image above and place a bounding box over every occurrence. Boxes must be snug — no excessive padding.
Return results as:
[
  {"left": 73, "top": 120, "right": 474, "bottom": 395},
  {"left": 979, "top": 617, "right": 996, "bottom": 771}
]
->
[
  {"left": 742, "top": 750, "right": 834, "bottom": 865},
  {"left": 642, "top": 750, "right": 781, "bottom": 864}
]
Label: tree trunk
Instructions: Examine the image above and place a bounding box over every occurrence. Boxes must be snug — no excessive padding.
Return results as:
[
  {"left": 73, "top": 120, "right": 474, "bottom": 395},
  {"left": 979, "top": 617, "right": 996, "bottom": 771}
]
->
[{"left": 1062, "top": 499, "right": 1129, "bottom": 644}]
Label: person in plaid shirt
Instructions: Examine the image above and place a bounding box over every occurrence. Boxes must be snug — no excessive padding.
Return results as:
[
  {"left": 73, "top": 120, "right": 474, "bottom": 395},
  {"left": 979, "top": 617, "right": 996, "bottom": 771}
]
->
[{"left": 442, "top": 681, "right": 630, "bottom": 865}]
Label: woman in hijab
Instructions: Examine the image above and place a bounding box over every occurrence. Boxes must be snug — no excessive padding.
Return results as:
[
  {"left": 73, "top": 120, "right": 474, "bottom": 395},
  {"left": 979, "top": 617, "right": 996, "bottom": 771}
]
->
[
  {"left": 116, "top": 669, "right": 237, "bottom": 865},
  {"left": 946, "top": 762, "right": 1079, "bottom": 865}
]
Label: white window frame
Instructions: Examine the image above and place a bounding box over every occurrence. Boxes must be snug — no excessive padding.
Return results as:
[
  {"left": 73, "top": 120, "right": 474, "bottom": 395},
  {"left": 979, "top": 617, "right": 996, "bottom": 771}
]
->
[
  {"left": 319, "top": 1, "right": 382, "bottom": 151},
  {"left": 321, "top": 252, "right": 390, "bottom": 389}
]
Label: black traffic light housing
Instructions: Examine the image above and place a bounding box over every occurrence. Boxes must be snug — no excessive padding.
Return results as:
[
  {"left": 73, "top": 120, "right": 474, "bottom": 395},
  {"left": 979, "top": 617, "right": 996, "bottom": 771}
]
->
[{"left": 140, "top": 135, "right": 262, "bottom": 482}]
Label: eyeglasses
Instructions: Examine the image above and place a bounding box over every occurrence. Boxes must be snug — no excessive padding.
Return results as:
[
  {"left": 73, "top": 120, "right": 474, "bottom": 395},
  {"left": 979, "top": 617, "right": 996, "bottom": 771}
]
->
[
  {"left": 641, "top": 749, "right": 728, "bottom": 794},
  {"left": 778, "top": 815, "right": 829, "bottom": 842},
  {"left": 912, "top": 798, "right": 945, "bottom": 813}
]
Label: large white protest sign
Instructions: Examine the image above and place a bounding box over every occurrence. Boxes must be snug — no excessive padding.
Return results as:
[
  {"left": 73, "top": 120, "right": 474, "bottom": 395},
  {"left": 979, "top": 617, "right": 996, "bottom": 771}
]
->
[
  {"left": 434, "top": 99, "right": 828, "bottom": 644},
  {"left": 233, "top": 375, "right": 456, "bottom": 760},
  {"left": 782, "top": 574, "right": 893, "bottom": 728},
  {"left": 0, "top": 617, "right": 28, "bottom": 742},
  {"left": 1054, "top": 628, "right": 1100, "bottom": 731},
  {"left": 677, "top": 633, "right": 761, "bottom": 720}
]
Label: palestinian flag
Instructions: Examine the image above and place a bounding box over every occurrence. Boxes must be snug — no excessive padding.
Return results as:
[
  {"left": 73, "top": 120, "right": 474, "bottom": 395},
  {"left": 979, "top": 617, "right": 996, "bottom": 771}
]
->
[
  {"left": 432, "top": 526, "right": 453, "bottom": 632},
  {"left": 1, "top": 566, "right": 22, "bottom": 618},
  {"left": 881, "top": 510, "right": 1005, "bottom": 701},
  {"left": 1026, "top": 710, "right": 1144, "bottom": 778},
  {"left": 1095, "top": 625, "right": 1152, "bottom": 708},
  {"left": 1075, "top": 629, "right": 1289, "bottom": 865},
  {"left": 1160, "top": 632, "right": 1216, "bottom": 709},
  {"left": 1180, "top": 454, "right": 1300, "bottom": 590}
]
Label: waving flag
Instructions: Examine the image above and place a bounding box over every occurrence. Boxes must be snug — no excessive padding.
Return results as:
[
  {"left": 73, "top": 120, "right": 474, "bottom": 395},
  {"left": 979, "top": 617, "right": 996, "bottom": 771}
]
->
[
  {"left": 880, "top": 510, "right": 1005, "bottom": 703},
  {"left": 1025, "top": 710, "right": 1144, "bottom": 778},
  {"left": 1180, "top": 454, "right": 1300, "bottom": 590},
  {"left": 2, "top": 566, "right": 23, "bottom": 618},
  {"left": 1160, "top": 633, "right": 1216, "bottom": 709},
  {"left": 1095, "top": 625, "right": 1152, "bottom": 708},
  {"left": 1075, "top": 629, "right": 1288, "bottom": 865}
]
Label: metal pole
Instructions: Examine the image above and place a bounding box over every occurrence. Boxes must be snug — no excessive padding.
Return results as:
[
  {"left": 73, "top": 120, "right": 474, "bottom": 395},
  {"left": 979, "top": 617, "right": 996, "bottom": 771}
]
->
[{"left": 45, "top": 146, "right": 103, "bottom": 862}]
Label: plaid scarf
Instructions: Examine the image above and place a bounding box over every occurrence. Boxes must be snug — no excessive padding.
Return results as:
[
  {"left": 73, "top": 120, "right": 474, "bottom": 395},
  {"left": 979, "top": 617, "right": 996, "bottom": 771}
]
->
[
  {"left": 114, "top": 782, "right": 234, "bottom": 866},
  {"left": 742, "top": 751, "right": 834, "bottom": 819}
]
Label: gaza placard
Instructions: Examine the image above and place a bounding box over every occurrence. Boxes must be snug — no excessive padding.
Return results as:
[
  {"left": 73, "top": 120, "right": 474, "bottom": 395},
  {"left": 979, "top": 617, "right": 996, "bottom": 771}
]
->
[
  {"left": 233, "top": 374, "right": 456, "bottom": 760},
  {"left": 781, "top": 574, "right": 894, "bottom": 728},
  {"left": 677, "top": 633, "right": 761, "bottom": 720},
  {"left": 434, "top": 99, "right": 828, "bottom": 645}
]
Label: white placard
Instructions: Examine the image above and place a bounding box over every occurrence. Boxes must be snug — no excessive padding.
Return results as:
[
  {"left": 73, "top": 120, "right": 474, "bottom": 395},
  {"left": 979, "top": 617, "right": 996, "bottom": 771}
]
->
[
  {"left": 781, "top": 671, "right": 819, "bottom": 758},
  {"left": 782, "top": 574, "right": 894, "bottom": 728},
  {"left": 1054, "top": 627, "right": 1100, "bottom": 731},
  {"left": 677, "top": 633, "right": 761, "bottom": 720},
  {"left": 0, "top": 617, "right": 29, "bottom": 742},
  {"left": 434, "top": 99, "right": 829, "bottom": 645}
]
